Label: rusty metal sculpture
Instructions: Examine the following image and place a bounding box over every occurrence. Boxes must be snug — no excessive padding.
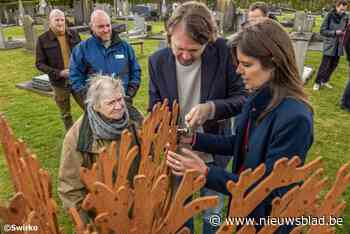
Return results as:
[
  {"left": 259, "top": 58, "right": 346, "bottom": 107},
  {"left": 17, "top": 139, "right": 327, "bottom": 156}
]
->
[
  {"left": 0, "top": 98, "right": 350, "bottom": 234},
  {"left": 0, "top": 114, "right": 62, "bottom": 234},
  {"left": 70, "top": 100, "right": 219, "bottom": 234},
  {"left": 216, "top": 156, "right": 350, "bottom": 234}
]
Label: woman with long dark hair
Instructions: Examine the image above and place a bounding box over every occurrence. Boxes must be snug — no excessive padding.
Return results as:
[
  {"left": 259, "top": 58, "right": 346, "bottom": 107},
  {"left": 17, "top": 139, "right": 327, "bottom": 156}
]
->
[{"left": 166, "top": 19, "right": 314, "bottom": 233}]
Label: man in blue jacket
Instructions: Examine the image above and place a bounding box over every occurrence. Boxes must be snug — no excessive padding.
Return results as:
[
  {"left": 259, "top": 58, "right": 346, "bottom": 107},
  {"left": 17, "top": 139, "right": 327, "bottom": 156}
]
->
[
  {"left": 69, "top": 9, "right": 143, "bottom": 122},
  {"left": 148, "top": 2, "right": 246, "bottom": 233}
]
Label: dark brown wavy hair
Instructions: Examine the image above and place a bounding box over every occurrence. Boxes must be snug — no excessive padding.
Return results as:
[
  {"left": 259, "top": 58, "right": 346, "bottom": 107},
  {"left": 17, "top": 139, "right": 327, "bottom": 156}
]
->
[
  {"left": 166, "top": 1, "right": 218, "bottom": 45},
  {"left": 235, "top": 18, "right": 313, "bottom": 122}
]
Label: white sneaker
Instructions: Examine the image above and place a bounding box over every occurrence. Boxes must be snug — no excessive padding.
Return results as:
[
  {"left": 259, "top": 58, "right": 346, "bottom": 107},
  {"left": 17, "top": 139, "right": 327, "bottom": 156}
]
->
[
  {"left": 313, "top": 83, "right": 320, "bottom": 91},
  {"left": 322, "top": 82, "right": 333, "bottom": 89}
]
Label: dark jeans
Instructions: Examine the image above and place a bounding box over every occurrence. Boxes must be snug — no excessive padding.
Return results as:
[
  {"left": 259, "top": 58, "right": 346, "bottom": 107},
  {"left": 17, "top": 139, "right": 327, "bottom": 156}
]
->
[
  {"left": 315, "top": 55, "right": 340, "bottom": 84},
  {"left": 341, "top": 74, "right": 350, "bottom": 110},
  {"left": 52, "top": 85, "right": 84, "bottom": 131}
]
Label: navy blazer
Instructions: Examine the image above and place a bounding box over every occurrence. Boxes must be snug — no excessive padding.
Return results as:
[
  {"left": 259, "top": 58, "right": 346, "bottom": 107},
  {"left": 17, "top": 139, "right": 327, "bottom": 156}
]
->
[
  {"left": 192, "top": 86, "right": 314, "bottom": 224},
  {"left": 148, "top": 38, "right": 246, "bottom": 134}
]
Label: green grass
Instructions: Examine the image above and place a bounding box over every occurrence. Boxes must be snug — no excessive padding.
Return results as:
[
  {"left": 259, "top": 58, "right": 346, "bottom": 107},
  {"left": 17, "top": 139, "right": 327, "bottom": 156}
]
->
[{"left": 1, "top": 19, "right": 350, "bottom": 233}]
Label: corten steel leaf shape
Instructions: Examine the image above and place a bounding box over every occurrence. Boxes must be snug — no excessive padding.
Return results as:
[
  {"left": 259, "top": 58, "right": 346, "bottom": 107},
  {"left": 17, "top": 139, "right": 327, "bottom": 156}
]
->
[
  {"left": 215, "top": 157, "right": 350, "bottom": 234},
  {"left": 1, "top": 108, "right": 350, "bottom": 234},
  {"left": 70, "top": 100, "right": 219, "bottom": 234},
  {"left": 0, "top": 114, "right": 62, "bottom": 234}
]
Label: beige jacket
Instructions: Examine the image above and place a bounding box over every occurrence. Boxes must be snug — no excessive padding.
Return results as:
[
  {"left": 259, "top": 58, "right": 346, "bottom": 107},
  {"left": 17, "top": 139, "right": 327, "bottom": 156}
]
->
[{"left": 58, "top": 116, "right": 119, "bottom": 213}]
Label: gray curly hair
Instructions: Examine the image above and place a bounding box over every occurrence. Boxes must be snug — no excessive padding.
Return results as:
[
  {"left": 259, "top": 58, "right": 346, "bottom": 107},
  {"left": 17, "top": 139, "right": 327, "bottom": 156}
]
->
[{"left": 85, "top": 75, "right": 125, "bottom": 109}]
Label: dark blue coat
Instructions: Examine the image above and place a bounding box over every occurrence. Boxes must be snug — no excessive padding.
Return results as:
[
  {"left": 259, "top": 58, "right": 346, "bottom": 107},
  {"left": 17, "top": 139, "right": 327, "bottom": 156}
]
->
[
  {"left": 69, "top": 32, "right": 141, "bottom": 97},
  {"left": 192, "top": 86, "right": 314, "bottom": 227},
  {"left": 148, "top": 38, "right": 246, "bottom": 134}
]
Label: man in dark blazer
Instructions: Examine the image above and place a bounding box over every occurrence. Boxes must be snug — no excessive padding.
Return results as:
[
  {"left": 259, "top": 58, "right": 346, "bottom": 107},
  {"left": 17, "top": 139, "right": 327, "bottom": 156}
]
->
[
  {"left": 148, "top": 2, "right": 246, "bottom": 233},
  {"left": 36, "top": 9, "right": 82, "bottom": 131}
]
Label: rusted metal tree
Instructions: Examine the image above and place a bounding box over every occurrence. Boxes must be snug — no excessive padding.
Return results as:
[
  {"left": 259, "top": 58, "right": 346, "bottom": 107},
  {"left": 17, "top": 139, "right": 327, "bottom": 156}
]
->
[
  {"left": 1, "top": 98, "right": 350, "bottom": 234},
  {"left": 216, "top": 156, "right": 350, "bottom": 234},
  {"left": 69, "top": 100, "right": 219, "bottom": 234},
  {"left": 0, "top": 114, "right": 62, "bottom": 234}
]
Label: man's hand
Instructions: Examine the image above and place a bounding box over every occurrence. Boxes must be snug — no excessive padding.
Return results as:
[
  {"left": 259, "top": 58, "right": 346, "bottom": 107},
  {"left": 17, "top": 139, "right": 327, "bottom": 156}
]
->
[
  {"left": 59, "top": 69, "right": 69, "bottom": 78},
  {"left": 185, "top": 102, "right": 214, "bottom": 129}
]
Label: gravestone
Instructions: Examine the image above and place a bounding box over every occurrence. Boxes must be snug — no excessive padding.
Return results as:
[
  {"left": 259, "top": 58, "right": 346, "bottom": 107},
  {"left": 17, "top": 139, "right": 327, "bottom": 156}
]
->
[
  {"left": 3, "top": 8, "right": 9, "bottom": 25},
  {"left": 18, "top": 0, "right": 25, "bottom": 26},
  {"left": 293, "top": 11, "right": 314, "bottom": 33},
  {"left": 222, "top": 0, "right": 235, "bottom": 33},
  {"left": 23, "top": 3, "right": 35, "bottom": 17},
  {"left": 128, "top": 14, "right": 147, "bottom": 37},
  {"left": 0, "top": 24, "right": 24, "bottom": 49},
  {"left": 74, "top": 0, "right": 92, "bottom": 25},
  {"left": 0, "top": 25, "right": 6, "bottom": 49},
  {"left": 43, "top": 18, "right": 49, "bottom": 32},
  {"left": 94, "top": 3, "right": 112, "bottom": 17},
  {"left": 161, "top": 0, "right": 167, "bottom": 19},
  {"left": 122, "top": 0, "right": 129, "bottom": 17},
  {"left": 0, "top": 6, "right": 6, "bottom": 24},
  {"left": 22, "top": 15, "right": 36, "bottom": 51},
  {"left": 290, "top": 12, "right": 316, "bottom": 82},
  {"left": 8, "top": 9, "right": 17, "bottom": 25},
  {"left": 38, "top": 0, "right": 47, "bottom": 15}
]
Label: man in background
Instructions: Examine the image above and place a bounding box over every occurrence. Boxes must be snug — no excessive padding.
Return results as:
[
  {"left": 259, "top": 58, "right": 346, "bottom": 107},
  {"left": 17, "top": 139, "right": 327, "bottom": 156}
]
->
[
  {"left": 36, "top": 9, "right": 82, "bottom": 131},
  {"left": 69, "top": 9, "right": 143, "bottom": 122}
]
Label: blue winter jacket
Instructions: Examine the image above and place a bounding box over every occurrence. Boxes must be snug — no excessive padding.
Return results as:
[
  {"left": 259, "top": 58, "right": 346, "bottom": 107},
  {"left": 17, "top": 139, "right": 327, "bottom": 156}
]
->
[
  {"left": 192, "top": 86, "right": 314, "bottom": 232},
  {"left": 69, "top": 32, "right": 141, "bottom": 97}
]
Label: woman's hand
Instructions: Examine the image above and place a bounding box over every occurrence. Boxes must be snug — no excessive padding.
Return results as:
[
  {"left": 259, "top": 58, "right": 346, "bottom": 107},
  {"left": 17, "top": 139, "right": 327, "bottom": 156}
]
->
[{"left": 166, "top": 148, "right": 208, "bottom": 176}]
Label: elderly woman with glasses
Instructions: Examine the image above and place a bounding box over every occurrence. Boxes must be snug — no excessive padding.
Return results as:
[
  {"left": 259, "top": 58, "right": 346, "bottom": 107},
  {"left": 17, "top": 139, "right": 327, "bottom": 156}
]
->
[
  {"left": 58, "top": 75, "right": 141, "bottom": 223},
  {"left": 167, "top": 19, "right": 314, "bottom": 233}
]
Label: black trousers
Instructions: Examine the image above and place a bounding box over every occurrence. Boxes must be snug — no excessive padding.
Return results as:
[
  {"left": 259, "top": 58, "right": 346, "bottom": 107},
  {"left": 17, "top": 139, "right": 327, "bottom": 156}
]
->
[
  {"left": 315, "top": 55, "right": 340, "bottom": 84},
  {"left": 341, "top": 73, "right": 350, "bottom": 109}
]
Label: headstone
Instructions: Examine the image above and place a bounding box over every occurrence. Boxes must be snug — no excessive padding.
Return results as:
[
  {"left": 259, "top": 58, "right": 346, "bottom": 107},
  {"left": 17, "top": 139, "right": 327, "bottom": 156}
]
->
[
  {"left": 94, "top": 3, "right": 112, "bottom": 18},
  {"left": 290, "top": 32, "right": 313, "bottom": 82},
  {"left": 161, "top": 0, "right": 167, "bottom": 19},
  {"left": 18, "top": 0, "right": 25, "bottom": 26},
  {"left": 38, "top": 0, "right": 47, "bottom": 15},
  {"left": 22, "top": 15, "right": 36, "bottom": 51},
  {"left": 32, "top": 74, "right": 52, "bottom": 91},
  {"left": 122, "top": 0, "right": 129, "bottom": 17},
  {"left": 293, "top": 11, "right": 314, "bottom": 33},
  {"left": 43, "top": 19, "right": 49, "bottom": 32},
  {"left": 74, "top": 0, "right": 92, "bottom": 25},
  {"left": 117, "top": 0, "right": 123, "bottom": 16},
  {"left": 3, "top": 8, "right": 9, "bottom": 25},
  {"left": 222, "top": 0, "right": 235, "bottom": 33},
  {"left": 0, "top": 25, "right": 6, "bottom": 49},
  {"left": 23, "top": 3, "right": 35, "bottom": 17},
  {"left": 8, "top": 9, "right": 17, "bottom": 25},
  {"left": 0, "top": 23, "right": 24, "bottom": 50},
  {"left": 0, "top": 6, "right": 6, "bottom": 24},
  {"left": 128, "top": 14, "right": 146, "bottom": 37}
]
